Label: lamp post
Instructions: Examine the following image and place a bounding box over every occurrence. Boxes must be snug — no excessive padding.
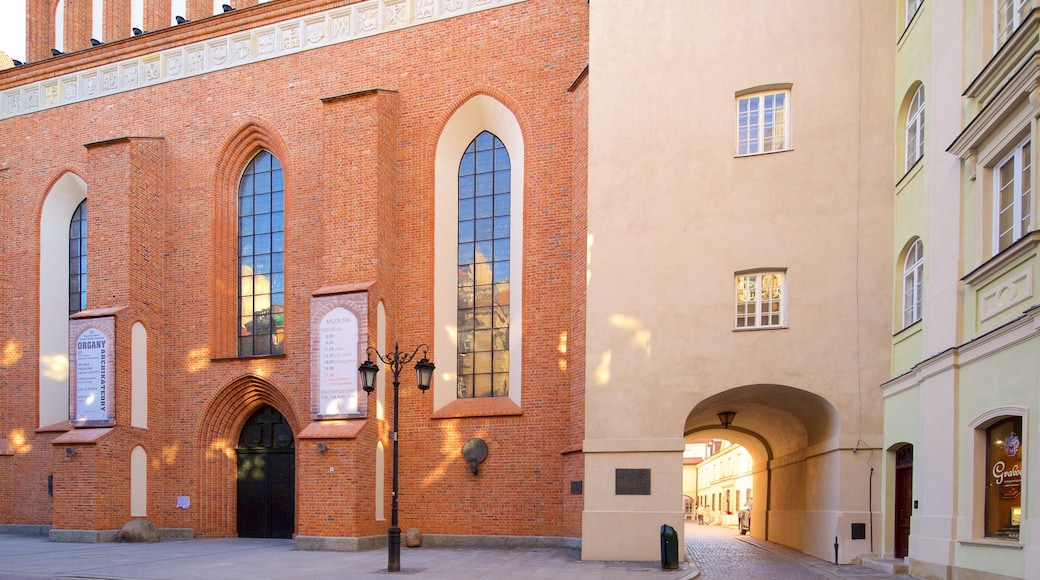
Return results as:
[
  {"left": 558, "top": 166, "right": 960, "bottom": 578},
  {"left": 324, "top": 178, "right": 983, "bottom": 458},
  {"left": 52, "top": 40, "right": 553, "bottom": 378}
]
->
[{"left": 358, "top": 342, "right": 435, "bottom": 573}]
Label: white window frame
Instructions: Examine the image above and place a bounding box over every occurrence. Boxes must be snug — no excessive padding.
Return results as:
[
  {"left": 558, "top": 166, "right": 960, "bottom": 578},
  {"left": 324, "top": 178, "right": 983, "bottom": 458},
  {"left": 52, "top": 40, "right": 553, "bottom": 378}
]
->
[
  {"left": 737, "top": 90, "right": 790, "bottom": 156},
  {"left": 994, "top": 139, "right": 1032, "bottom": 254},
  {"left": 905, "top": 86, "right": 924, "bottom": 173},
  {"left": 906, "top": 0, "right": 923, "bottom": 28},
  {"left": 734, "top": 271, "right": 787, "bottom": 329},
  {"left": 995, "top": 0, "right": 1031, "bottom": 49},
  {"left": 902, "top": 239, "right": 924, "bottom": 328}
]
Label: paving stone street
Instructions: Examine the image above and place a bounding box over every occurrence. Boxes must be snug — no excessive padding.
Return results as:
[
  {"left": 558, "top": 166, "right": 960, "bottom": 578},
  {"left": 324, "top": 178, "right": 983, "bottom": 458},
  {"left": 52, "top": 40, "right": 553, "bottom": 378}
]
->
[
  {"left": 0, "top": 524, "right": 914, "bottom": 579},
  {"left": 683, "top": 522, "right": 909, "bottom": 580}
]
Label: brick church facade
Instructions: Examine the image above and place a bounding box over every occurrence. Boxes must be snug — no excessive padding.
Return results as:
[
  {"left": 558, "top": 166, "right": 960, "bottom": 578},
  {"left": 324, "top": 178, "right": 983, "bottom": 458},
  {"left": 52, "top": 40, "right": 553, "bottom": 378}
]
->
[{"left": 0, "top": 0, "right": 589, "bottom": 547}]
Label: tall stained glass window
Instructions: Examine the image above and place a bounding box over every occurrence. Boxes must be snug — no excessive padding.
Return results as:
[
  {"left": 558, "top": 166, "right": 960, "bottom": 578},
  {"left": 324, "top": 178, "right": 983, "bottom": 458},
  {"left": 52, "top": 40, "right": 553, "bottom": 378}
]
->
[
  {"left": 69, "top": 200, "right": 87, "bottom": 314},
  {"left": 238, "top": 151, "right": 285, "bottom": 356},
  {"left": 457, "top": 131, "right": 510, "bottom": 398}
]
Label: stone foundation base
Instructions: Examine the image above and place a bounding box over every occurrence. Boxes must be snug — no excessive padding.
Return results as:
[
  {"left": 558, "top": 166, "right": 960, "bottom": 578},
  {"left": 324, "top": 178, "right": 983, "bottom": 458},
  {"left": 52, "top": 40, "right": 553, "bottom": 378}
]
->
[
  {"left": 422, "top": 534, "right": 580, "bottom": 549},
  {"left": 294, "top": 535, "right": 385, "bottom": 552},
  {"left": 293, "top": 534, "right": 580, "bottom": 552},
  {"left": 45, "top": 528, "right": 195, "bottom": 543},
  {"left": 0, "top": 524, "right": 51, "bottom": 536}
]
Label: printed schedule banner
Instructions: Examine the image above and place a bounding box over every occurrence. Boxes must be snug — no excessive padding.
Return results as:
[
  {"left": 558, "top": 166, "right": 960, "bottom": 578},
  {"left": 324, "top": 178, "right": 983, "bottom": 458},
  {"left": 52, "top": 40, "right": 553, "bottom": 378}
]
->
[
  {"left": 69, "top": 317, "right": 116, "bottom": 426},
  {"left": 310, "top": 292, "right": 368, "bottom": 419}
]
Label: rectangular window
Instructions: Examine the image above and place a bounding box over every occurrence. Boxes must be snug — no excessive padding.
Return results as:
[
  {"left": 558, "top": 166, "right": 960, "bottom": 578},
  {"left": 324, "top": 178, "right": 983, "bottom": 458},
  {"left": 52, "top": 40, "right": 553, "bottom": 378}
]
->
[
  {"left": 994, "top": 140, "right": 1031, "bottom": 253},
  {"left": 985, "top": 417, "right": 1022, "bottom": 539},
  {"left": 735, "top": 271, "right": 786, "bottom": 329},
  {"left": 737, "top": 91, "right": 790, "bottom": 156},
  {"left": 995, "top": 0, "right": 1030, "bottom": 48}
]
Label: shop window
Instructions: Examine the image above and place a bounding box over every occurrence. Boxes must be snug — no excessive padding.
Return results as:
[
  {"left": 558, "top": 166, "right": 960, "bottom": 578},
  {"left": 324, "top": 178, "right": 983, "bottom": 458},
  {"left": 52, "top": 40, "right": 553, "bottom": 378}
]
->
[{"left": 985, "top": 416, "right": 1023, "bottom": 539}]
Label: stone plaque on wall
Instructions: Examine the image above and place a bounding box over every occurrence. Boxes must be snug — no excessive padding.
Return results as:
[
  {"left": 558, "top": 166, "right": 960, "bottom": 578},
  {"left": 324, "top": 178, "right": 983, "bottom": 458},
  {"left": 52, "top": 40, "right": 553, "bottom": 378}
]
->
[
  {"left": 310, "top": 292, "right": 368, "bottom": 419},
  {"left": 69, "top": 316, "right": 116, "bottom": 427},
  {"left": 615, "top": 468, "right": 651, "bottom": 495}
]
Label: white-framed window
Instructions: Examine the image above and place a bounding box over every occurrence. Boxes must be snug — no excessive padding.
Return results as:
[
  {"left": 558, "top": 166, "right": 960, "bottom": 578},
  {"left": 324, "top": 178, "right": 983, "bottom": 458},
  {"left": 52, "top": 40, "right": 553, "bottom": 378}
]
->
[
  {"left": 995, "top": 139, "right": 1032, "bottom": 253},
  {"left": 905, "top": 86, "right": 924, "bottom": 172},
  {"left": 906, "top": 0, "right": 923, "bottom": 27},
  {"left": 996, "top": 0, "right": 1031, "bottom": 48},
  {"left": 902, "top": 239, "right": 924, "bottom": 328},
  {"left": 735, "top": 271, "right": 786, "bottom": 329},
  {"left": 737, "top": 90, "right": 790, "bottom": 156}
]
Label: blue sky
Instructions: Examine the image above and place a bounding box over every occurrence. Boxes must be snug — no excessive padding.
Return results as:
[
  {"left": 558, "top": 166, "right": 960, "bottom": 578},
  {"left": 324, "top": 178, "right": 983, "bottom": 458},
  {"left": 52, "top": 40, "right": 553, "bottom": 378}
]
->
[{"left": 1, "top": 2, "right": 27, "bottom": 62}]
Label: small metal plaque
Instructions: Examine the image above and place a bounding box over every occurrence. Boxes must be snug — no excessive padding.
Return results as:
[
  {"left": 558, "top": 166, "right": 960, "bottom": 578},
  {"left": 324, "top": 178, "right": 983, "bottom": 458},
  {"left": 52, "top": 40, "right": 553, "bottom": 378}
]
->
[
  {"left": 615, "top": 468, "right": 651, "bottom": 495},
  {"left": 570, "top": 480, "right": 583, "bottom": 495},
  {"left": 851, "top": 523, "right": 866, "bottom": 540}
]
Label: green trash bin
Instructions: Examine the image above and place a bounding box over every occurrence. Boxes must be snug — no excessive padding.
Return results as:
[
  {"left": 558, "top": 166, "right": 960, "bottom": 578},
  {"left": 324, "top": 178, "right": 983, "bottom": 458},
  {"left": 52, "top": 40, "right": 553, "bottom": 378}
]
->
[{"left": 660, "top": 524, "right": 679, "bottom": 570}]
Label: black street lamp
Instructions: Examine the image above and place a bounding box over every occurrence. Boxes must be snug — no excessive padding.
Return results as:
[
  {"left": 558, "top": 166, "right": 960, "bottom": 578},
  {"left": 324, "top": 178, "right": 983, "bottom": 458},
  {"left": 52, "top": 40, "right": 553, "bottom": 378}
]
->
[{"left": 358, "top": 342, "right": 435, "bottom": 573}]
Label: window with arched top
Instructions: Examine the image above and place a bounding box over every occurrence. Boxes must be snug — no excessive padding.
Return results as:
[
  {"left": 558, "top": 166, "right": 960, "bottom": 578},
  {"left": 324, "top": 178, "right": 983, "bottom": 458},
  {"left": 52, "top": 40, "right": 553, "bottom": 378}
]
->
[
  {"left": 170, "top": 0, "right": 186, "bottom": 25},
  {"left": 238, "top": 151, "right": 285, "bottom": 356},
  {"left": 456, "top": 131, "right": 511, "bottom": 398},
  {"left": 984, "top": 416, "right": 1023, "bottom": 539},
  {"left": 905, "top": 86, "right": 924, "bottom": 172},
  {"left": 902, "top": 239, "right": 923, "bottom": 328},
  {"left": 54, "top": 0, "right": 65, "bottom": 52},
  {"left": 92, "top": 0, "right": 103, "bottom": 41},
  {"left": 69, "top": 200, "right": 87, "bottom": 314}
]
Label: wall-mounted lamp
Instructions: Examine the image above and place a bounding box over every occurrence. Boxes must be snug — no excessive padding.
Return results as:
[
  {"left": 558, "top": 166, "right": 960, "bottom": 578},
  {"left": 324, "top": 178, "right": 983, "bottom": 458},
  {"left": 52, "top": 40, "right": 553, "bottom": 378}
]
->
[
  {"left": 462, "top": 438, "right": 488, "bottom": 475},
  {"left": 65, "top": 447, "right": 77, "bottom": 458},
  {"left": 316, "top": 442, "right": 328, "bottom": 453},
  {"left": 717, "top": 411, "right": 736, "bottom": 429}
]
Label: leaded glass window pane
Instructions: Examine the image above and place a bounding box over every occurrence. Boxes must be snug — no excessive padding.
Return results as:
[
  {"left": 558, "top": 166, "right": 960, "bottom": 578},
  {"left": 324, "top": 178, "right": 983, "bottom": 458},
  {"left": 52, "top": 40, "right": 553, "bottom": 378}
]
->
[
  {"left": 457, "top": 131, "right": 509, "bottom": 398},
  {"left": 69, "top": 200, "right": 87, "bottom": 314},
  {"left": 238, "top": 151, "right": 285, "bottom": 356}
]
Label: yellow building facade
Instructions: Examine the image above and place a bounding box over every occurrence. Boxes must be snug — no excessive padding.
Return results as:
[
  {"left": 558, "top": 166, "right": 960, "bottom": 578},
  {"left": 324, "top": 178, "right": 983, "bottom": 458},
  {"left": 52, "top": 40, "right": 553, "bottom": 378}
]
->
[{"left": 884, "top": 1, "right": 1040, "bottom": 578}]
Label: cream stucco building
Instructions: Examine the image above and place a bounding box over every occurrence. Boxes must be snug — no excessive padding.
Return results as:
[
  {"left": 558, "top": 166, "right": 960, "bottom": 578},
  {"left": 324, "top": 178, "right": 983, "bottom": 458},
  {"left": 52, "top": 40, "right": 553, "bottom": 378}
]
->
[{"left": 584, "top": 0, "right": 895, "bottom": 564}]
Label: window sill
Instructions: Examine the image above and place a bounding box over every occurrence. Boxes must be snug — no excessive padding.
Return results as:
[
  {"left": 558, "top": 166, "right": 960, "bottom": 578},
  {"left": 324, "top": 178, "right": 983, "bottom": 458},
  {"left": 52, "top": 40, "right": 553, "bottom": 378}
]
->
[
  {"left": 962, "top": 230, "right": 1039, "bottom": 285},
  {"left": 957, "top": 538, "right": 1023, "bottom": 550},
  {"left": 431, "top": 397, "right": 522, "bottom": 420},
  {"left": 211, "top": 353, "right": 289, "bottom": 362},
  {"left": 735, "top": 148, "right": 792, "bottom": 159},
  {"left": 895, "top": 157, "right": 924, "bottom": 192},
  {"left": 893, "top": 319, "right": 922, "bottom": 339},
  {"left": 733, "top": 325, "right": 788, "bottom": 332}
]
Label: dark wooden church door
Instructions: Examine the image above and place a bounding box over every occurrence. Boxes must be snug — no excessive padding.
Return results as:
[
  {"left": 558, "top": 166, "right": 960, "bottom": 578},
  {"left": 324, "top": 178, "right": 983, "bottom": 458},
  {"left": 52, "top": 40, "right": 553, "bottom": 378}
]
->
[{"left": 236, "top": 405, "right": 295, "bottom": 539}]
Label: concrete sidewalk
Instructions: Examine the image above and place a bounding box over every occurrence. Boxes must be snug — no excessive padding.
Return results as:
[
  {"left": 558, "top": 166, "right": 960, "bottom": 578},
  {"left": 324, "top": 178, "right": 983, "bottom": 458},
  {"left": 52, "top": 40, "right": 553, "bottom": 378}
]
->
[{"left": 0, "top": 534, "right": 699, "bottom": 580}]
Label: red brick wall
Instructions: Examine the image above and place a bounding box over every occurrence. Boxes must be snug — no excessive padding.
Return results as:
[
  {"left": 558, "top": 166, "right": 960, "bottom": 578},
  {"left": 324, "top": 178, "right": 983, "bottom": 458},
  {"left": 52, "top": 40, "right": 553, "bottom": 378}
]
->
[{"left": 1, "top": 0, "right": 588, "bottom": 540}]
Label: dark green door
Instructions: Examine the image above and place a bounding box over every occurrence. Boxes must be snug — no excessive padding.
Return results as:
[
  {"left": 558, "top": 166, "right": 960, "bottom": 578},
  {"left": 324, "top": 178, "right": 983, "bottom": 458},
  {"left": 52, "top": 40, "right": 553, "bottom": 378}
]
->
[{"left": 236, "top": 405, "right": 295, "bottom": 539}]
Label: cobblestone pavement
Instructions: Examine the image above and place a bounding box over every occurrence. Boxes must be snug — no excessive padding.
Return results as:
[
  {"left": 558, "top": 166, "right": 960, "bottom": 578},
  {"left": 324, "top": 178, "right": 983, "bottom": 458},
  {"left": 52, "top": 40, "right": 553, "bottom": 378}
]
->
[{"left": 683, "top": 522, "right": 910, "bottom": 580}]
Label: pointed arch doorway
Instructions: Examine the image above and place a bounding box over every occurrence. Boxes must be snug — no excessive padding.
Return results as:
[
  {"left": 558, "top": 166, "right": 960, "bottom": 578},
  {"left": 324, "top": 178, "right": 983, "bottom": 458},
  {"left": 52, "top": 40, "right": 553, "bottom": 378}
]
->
[{"left": 236, "top": 405, "right": 295, "bottom": 538}]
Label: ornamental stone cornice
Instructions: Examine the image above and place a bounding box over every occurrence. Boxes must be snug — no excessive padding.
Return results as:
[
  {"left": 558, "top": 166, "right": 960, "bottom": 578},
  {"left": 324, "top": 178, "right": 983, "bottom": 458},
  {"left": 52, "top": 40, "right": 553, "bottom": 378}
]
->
[
  {"left": 948, "top": 52, "right": 1040, "bottom": 159},
  {"left": 0, "top": 0, "right": 524, "bottom": 120}
]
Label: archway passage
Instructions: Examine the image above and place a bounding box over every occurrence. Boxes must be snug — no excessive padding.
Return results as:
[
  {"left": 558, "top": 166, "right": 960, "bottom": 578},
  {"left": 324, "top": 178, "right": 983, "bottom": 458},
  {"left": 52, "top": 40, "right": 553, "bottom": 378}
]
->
[{"left": 236, "top": 405, "right": 295, "bottom": 538}]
